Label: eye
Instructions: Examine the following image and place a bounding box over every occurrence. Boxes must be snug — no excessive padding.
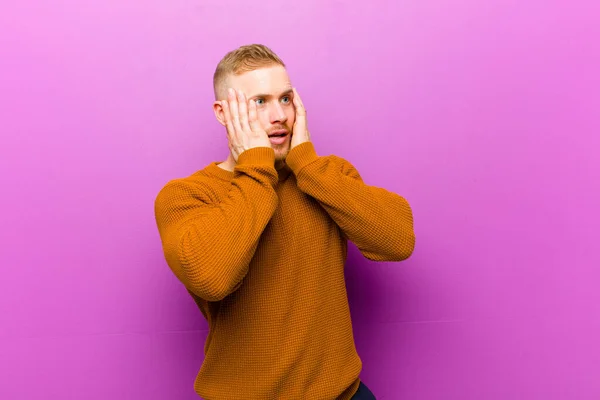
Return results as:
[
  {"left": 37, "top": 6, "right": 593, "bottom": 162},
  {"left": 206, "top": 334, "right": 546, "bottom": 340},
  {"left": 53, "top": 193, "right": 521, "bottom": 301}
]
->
[
  {"left": 255, "top": 98, "right": 265, "bottom": 105},
  {"left": 281, "top": 96, "right": 291, "bottom": 104}
]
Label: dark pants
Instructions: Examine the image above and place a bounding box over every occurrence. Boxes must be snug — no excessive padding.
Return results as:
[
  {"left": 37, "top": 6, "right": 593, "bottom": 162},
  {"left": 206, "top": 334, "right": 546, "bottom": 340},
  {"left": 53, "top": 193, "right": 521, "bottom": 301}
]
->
[{"left": 351, "top": 381, "right": 376, "bottom": 400}]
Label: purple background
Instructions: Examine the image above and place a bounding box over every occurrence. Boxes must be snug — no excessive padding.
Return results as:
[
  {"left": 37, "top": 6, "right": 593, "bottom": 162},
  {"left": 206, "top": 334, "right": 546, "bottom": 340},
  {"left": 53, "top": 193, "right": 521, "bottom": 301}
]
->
[{"left": 1, "top": 1, "right": 599, "bottom": 399}]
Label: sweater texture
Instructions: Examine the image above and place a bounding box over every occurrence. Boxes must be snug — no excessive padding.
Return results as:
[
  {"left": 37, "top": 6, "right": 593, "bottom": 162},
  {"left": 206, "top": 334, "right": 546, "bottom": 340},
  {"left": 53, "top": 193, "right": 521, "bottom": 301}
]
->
[{"left": 154, "top": 142, "right": 415, "bottom": 399}]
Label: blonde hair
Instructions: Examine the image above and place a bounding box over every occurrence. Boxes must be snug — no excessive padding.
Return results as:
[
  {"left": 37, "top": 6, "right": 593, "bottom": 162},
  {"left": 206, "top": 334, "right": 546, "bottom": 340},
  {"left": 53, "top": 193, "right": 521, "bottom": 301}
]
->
[{"left": 213, "top": 44, "right": 286, "bottom": 100}]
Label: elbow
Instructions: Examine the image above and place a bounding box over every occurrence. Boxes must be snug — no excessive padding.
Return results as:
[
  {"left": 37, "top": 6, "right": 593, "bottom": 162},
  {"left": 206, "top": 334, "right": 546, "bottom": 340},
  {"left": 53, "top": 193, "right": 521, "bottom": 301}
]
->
[
  {"left": 396, "top": 206, "right": 416, "bottom": 260},
  {"left": 396, "top": 230, "right": 415, "bottom": 261},
  {"left": 376, "top": 197, "right": 415, "bottom": 262},
  {"left": 377, "top": 230, "right": 415, "bottom": 262},
  {"left": 188, "top": 281, "right": 236, "bottom": 302},
  {"left": 180, "top": 260, "right": 243, "bottom": 302},
  {"left": 361, "top": 231, "right": 415, "bottom": 262},
  {"left": 159, "top": 222, "right": 245, "bottom": 302},
  {"left": 175, "top": 230, "right": 245, "bottom": 302}
]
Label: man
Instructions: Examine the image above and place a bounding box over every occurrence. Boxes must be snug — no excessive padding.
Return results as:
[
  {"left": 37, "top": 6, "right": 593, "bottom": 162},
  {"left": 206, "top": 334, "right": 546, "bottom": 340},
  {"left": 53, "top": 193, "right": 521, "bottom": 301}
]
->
[{"left": 154, "top": 44, "right": 415, "bottom": 399}]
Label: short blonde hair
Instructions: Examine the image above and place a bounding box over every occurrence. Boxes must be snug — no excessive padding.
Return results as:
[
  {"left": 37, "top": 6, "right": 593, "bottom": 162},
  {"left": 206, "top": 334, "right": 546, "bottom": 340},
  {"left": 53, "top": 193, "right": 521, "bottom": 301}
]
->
[{"left": 213, "top": 44, "right": 286, "bottom": 99}]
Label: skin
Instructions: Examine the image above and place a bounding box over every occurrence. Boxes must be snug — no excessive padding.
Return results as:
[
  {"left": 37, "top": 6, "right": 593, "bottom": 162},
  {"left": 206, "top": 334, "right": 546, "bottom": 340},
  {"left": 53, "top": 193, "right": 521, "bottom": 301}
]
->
[{"left": 212, "top": 65, "right": 310, "bottom": 171}]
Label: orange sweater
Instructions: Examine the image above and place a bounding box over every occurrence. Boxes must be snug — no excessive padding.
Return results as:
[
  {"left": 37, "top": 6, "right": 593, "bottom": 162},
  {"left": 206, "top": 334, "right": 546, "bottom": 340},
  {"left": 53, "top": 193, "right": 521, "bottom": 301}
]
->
[{"left": 154, "top": 142, "right": 415, "bottom": 399}]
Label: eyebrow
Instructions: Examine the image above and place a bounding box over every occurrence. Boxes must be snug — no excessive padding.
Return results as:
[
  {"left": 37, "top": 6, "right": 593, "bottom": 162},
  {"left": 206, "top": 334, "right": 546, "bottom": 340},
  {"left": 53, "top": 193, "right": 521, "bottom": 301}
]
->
[{"left": 250, "top": 89, "right": 294, "bottom": 99}]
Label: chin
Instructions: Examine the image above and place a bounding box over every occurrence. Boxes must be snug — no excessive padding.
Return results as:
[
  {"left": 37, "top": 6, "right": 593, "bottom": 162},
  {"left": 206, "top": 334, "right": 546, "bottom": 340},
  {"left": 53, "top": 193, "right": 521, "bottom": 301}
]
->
[{"left": 274, "top": 144, "right": 291, "bottom": 160}]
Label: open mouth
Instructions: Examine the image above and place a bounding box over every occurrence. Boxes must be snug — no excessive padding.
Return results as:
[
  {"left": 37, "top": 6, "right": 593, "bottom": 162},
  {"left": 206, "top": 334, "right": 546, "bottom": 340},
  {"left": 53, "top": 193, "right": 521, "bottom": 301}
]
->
[
  {"left": 268, "top": 130, "right": 289, "bottom": 145},
  {"left": 268, "top": 130, "right": 288, "bottom": 138}
]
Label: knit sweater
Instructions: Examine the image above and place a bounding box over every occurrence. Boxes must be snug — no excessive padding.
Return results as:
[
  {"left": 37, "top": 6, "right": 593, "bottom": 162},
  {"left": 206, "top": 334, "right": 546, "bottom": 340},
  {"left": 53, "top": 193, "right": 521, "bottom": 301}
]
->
[{"left": 154, "top": 142, "right": 415, "bottom": 399}]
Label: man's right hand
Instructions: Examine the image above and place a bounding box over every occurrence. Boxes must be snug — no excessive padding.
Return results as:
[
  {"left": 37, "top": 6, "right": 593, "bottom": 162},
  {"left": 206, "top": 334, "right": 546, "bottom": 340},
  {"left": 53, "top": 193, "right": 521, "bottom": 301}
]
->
[{"left": 221, "top": 88, "right": 272, "bottom": 162}]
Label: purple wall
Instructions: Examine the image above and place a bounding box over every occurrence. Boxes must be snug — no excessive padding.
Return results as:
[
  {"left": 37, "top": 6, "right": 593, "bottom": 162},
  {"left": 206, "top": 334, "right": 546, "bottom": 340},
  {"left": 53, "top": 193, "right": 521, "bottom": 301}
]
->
[{"left": 1, "top": 1, "right": 599, "bottom": 399}]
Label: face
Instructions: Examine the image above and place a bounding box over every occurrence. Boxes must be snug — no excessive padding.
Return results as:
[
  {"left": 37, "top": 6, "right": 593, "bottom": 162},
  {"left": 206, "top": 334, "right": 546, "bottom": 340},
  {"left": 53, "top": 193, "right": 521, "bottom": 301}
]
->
[{"left": 214, "top": 65, "right": 296, "bottom": 165}]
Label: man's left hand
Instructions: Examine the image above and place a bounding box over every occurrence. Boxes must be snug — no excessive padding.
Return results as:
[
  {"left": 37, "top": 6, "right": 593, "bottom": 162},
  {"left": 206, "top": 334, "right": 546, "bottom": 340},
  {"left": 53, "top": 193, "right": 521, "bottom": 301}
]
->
[{"left": 290, "top": 88, "right": 310, "bottom": 149}]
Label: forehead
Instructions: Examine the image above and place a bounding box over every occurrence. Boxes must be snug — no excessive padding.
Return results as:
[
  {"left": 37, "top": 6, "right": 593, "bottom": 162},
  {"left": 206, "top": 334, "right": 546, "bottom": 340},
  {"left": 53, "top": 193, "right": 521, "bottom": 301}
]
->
[{"left": 230, "top": 65, "right": 292, "bottom": 96}]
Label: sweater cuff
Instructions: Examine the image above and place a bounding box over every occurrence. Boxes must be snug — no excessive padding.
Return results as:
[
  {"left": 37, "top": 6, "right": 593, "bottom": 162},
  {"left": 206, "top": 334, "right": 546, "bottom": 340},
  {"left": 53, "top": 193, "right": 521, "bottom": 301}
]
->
[
  {"left": 237, "top": 146, "right": 276, "bottom": 167},
  {"left": 285, "top": 142, "right": 319, "bottom": 175}
]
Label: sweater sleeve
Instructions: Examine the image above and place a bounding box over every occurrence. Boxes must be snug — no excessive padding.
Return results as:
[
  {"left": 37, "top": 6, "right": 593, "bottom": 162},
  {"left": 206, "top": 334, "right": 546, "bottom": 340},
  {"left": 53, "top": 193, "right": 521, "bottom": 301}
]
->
[
  {"left": 285, "top": 142, "right": 415, "bottom": 262},
  {"left": 154, "top": 147, "right": 280, "bottom": 301}
]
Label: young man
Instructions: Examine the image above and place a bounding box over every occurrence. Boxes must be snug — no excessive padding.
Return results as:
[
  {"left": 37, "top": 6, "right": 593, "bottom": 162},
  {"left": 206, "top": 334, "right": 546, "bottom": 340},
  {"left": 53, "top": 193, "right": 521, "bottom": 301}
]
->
[{"left": 154, "top": 44, "right": 415, "bottom": 399}]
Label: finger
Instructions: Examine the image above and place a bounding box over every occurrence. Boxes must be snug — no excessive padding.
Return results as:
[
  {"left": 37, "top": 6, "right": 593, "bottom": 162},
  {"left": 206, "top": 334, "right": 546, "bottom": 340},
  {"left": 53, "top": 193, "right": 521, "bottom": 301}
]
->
[
  {"left": 237, "top": 89, "right": 251, "bottom": 133},
  {"left": 221, "top": 100, "right": 236, "bottom": 140},
  {"left": 248, "top": 99, "right": 261, "bottom": 133},
  {"left": 292, "top": 87, "right": 306, "bottom": 117},
  {"left": 228, "top": 88, "right": 244, "bottom": 136}
]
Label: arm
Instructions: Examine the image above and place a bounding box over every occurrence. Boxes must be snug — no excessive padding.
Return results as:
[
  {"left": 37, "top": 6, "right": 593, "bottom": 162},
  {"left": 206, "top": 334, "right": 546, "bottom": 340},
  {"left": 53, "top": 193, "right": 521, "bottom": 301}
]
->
[
  {"left": 285, "top": 142, "right": 415, "bottom": 262},
  {"left": 154, "top": 148, "right": 279, "bottom": 301}
]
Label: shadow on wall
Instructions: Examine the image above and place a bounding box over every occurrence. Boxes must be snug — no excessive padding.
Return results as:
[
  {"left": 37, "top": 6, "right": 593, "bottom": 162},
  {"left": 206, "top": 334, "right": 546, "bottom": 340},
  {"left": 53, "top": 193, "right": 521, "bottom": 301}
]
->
[{"left": 343, "top": 243, "right": 413, "bottom": 346}]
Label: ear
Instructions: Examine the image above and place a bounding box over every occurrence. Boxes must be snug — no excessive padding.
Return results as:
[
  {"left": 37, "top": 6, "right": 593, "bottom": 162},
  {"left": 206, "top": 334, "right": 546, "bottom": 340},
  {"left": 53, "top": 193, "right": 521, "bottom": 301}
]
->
[{"left": 213, "top": 101, "right": 226, "bottom": 126}]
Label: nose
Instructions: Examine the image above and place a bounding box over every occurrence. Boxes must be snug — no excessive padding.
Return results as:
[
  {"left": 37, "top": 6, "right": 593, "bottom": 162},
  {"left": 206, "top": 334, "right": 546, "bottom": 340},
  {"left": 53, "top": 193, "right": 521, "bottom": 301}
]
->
[{"left": 269, "top": 102, "right": 287, "bottom": 125}]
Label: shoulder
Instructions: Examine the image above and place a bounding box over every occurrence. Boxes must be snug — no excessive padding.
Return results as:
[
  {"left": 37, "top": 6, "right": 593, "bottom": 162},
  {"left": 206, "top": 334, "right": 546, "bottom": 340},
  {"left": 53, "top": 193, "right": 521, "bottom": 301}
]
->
[{"left": 155, "top": 168, "right": 225, "bottom": 209}]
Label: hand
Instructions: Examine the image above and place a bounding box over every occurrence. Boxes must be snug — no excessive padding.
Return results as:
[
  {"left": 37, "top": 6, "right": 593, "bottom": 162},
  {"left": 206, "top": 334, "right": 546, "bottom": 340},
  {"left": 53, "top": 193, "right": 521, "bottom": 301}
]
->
[
  {"left": 290, "top": 87, "right": 310, "bottom": 150},
  {"left": 221, "top": 88, "right": 271, "bottom": 162}
]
